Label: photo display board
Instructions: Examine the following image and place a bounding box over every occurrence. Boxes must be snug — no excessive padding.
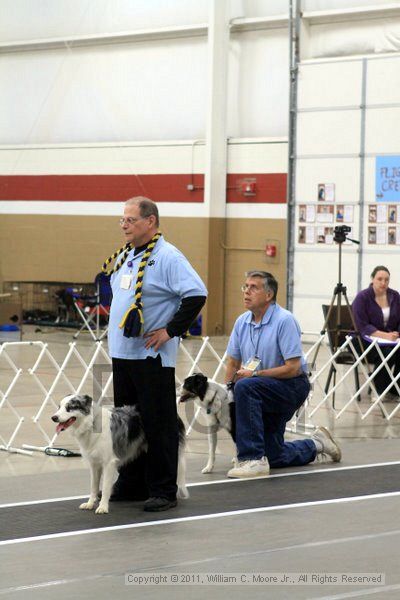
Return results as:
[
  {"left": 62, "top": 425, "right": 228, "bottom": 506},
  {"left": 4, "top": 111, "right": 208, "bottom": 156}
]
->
[{"left": 297, "top": 183, "right": 354, "bottom": 245}]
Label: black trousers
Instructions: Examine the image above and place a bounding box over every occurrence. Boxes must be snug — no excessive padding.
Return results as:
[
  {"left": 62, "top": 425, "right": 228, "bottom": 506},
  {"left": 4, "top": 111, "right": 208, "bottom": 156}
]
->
[
  {"left": 365, "top": 344, "right": 400, "bottom": 395},
  {"left": 112, "top": 356, "right": 178, "bottom": 500}
]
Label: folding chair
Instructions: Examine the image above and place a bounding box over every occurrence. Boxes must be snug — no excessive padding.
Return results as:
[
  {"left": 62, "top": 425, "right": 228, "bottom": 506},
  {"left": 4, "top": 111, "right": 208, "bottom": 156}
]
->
[
  {"left": 73, "top": 273, "right": 111, "bottom": 341},
  {"left": 54, "top": 288, "right": 75, "bottom": 324}
]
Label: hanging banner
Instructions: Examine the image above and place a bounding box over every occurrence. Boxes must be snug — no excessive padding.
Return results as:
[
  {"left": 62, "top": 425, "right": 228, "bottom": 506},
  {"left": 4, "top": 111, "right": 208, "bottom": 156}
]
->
[{"left": 376, "top": 156, "right": 400, "bottom": 202}]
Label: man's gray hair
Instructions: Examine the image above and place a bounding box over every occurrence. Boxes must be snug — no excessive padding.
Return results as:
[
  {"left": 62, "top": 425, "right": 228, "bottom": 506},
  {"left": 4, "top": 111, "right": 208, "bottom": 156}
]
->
[
  {"left": 125, "top": 196, "right": 159, "bottom": 227},
  {"left": 246, "top": 270, "right": 278, "bottom": 300}
]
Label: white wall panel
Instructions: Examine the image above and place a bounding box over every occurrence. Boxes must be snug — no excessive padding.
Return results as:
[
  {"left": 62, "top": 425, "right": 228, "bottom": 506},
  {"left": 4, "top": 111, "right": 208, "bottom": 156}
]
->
[
  {"left": 0, "top": 200, "right": 208, "bottom": 218},
  {"left": 0, "top": 139, "right": 287, "bottom": 175},
  {"left": 298, "top": 61, "right": 362, "bottom": 109},
  {"left": 294, "top": 58, "right": 361, "bottom": 330},
  {"left": 227, "top": 139, "right": 287, "bottom": 172},
  {"left": 297, "top": 110, "right": 360, "bottom": 155},
  {"left": 360, "top": 253, "right": 400, "bottom": 291},
  {"left": 365, "top": 107, "right": 400, "bottom": 154},
  {"left": 2, "top": 29, "right": 290, "bottom": 144},
  {"left": 294, "top": 52, "right": 400, "bottom": 332},
  {"left": 238, "top": 0, "right": 289, "bottom": 17},
  {"left": 0, "top": 143, "right": 204, "bottom": 175},
  {"left": 0, "top": 199, "right": 286, "bottom": 219},
  {"left": 227, "top": 29, "right": 289, "bottom": 138},
  {"left": 0, "top": 0, "right": 294, "bottom": 44},
  {"left": 0, "top": 0, "right": 211, "bottom": 42},
  {"left": 293, "top": 251, "right": 359, "bottom": 332},
  {"left": 308, "top": 19, "right": 400, "bottom": 59},
  {"left": 226, "top": 203, "right": 287, "bottom": 219},
  {"left": 304, "top": 0, "right": 395, "bottom": 9},
  {"left": 367, "top": 55, "right": 400, "bottom": 104},
  {"left": 293, "top": 250, "right": 358, "bottom": 297},
  {"left": 0, "top": 39, "right": 207, "bottom": 144},
  {"left": 296, "top": 158, "right": 360, "bottom": 204},
  {"left": 294, "top": 293, "right": 357, "bottom": 333}
]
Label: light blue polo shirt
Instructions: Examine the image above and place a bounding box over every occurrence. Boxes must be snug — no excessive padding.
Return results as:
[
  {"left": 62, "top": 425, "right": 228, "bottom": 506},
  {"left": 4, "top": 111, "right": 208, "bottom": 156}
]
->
[
  {"left": 108, "top": 237, "right": 207, "bottom": 367},
  {"left": 227, "top": 303, "right": 307, "bottom": 373}
]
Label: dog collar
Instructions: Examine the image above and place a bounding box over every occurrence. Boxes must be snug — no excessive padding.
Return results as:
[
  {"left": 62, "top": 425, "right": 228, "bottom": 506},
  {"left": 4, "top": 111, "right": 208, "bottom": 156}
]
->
[{"left": 206, "top": 391, "right": 218, "bottom": 414}]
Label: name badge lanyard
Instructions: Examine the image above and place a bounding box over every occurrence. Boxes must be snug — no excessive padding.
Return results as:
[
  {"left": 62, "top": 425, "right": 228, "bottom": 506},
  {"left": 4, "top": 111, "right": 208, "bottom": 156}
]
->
[
  {"left": 250, "top": 324, "right": 262, "bottom": 361},
  {"left": 122, "top": 248, "right": 147, "bottom": 288},
  {"left": 249, "top": 305, "right": 274, "bottom": 363},
  {"left": 126, "top": 251, "right": 143, "bottom": 284},
  {"left": 120, "top": 259, "right": 134, "bottom": 290},
  {"left": 127, "top": 259, "right": 134, "bottom": 283}
]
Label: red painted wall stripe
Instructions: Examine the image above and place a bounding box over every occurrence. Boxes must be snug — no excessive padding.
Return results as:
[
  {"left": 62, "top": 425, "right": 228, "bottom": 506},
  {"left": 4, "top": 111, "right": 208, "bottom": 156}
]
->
[
  {"left": 0, "top": 173, "right": 286, "bottom": 203},
  {"left": 226, "top": 173, "right": 286, "bottom": 203}
]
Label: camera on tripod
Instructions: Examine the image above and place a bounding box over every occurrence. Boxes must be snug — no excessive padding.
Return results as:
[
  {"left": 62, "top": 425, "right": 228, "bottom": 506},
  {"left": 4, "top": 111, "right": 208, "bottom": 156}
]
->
[{"left": 333, "top": 225, "right": 351, "bottom": 244}]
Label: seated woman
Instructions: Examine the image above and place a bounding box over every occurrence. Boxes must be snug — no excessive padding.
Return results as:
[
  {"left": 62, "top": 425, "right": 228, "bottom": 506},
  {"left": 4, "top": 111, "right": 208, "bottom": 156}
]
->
[{"left": 352, "top": 266, "right": 400, "bottom": 397}]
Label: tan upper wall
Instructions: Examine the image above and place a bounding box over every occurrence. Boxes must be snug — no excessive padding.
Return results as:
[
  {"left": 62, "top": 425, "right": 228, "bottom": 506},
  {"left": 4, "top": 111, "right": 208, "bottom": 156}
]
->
[
  {"left": 0, "top": 214, "right": 286, "bottom": 335},
  {"left": 0, "top": 215, "right": 122, "bottom": 283},
  {"left": 224, "top": 218, "right": 287, "bottom": 334},
  {"left": 0, "top": 140, "right": 288, "bottom": 334}
]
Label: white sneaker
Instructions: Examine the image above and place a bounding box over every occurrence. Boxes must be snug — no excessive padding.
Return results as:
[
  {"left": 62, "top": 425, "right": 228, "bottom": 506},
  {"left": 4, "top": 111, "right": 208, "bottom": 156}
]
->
[
  {"left": 312, "top": 427, "right": 342, "bottom": 463},
  {"left": 227, "top": 457, "right": 270, "bottom": 479}
]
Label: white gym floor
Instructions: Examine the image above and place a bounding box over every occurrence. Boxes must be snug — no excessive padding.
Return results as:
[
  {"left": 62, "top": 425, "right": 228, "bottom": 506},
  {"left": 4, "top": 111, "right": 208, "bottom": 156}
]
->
[{"left": 1, "top": 327, "right": 400, "bottom": 599}]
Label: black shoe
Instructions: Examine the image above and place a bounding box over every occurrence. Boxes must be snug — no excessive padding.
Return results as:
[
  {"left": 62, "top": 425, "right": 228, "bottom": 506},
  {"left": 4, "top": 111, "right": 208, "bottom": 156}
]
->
[{"left": 143, "top": 497, "right": 177, "bottom": 512}]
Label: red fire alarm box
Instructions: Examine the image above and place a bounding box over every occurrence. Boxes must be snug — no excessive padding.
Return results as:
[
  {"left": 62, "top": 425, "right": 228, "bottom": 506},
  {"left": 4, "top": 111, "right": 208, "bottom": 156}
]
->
[
  {"left": 264, "top": 239, "right": 280, "bottom": 263},
  {"left": 239, "top": 178, "right": 257, "bottom": 196}
]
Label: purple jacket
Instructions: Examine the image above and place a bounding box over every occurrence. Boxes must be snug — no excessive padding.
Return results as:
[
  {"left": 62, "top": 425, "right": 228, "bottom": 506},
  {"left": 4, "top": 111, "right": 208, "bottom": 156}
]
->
[{"left": 352, "top": 285, "right": 400, "bottom": 337}]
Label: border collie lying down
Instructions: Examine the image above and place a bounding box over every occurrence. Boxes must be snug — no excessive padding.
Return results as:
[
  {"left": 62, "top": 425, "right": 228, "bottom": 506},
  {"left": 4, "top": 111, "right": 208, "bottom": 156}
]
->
[
  {"left": 179, "top": 373, "right": 236, "bottom": 473},
  {"left": 51, "top": 394, "right": 188, "bottom": 514}
]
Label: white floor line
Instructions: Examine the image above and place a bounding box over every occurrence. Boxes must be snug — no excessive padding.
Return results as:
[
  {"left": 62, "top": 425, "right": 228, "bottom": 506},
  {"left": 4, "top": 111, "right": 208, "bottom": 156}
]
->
[
  {"left": 315, "top": 583, "right": 400, "bottom": 599},
  {"left": 1, "top": 459, "right": 400, "bottom": 509},
  {"left": 1, "top": 490, "right": 400, "bottom": 547},
  {"left": 2, "top": 528, "right": 400, "bottom": 596}
]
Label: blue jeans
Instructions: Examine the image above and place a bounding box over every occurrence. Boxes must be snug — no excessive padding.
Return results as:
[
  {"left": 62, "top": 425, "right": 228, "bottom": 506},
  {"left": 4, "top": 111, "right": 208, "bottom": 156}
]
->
[{"left": 234, "top": 374, "right": 316, "bottom": 468}]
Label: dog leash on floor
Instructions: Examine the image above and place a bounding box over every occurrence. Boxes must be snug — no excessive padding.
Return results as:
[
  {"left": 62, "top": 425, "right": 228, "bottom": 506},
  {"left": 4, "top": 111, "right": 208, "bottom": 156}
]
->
[{"left": 44, "top": 447, "right": 81, "bottom": 457}]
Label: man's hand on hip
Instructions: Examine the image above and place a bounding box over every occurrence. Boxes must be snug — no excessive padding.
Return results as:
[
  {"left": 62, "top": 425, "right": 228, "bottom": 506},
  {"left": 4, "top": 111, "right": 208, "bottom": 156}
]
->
[{"left": 143, "top": 328, "right": 171, "bottom": 351}]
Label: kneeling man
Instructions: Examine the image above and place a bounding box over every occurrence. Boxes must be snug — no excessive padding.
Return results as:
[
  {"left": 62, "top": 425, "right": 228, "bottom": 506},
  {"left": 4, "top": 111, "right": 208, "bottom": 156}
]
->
[{"left": 226, "top": 270, "right": 341, "bottom": 478}]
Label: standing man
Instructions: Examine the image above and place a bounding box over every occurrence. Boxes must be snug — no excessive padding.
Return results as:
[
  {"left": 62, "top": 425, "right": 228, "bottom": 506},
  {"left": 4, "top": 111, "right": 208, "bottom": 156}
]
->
[
  {"left": 225, "top": 270, "right": 341, "bottom": 479},
  {"left": 106, "top": 197, "right": 207, "bottom": 510}
]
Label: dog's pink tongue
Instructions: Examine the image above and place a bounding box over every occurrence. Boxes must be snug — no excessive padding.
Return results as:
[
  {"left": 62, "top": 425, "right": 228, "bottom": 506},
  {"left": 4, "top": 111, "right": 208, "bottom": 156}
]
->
[{"left": 56, "top": 417, "right": 76, "bottom": 434}]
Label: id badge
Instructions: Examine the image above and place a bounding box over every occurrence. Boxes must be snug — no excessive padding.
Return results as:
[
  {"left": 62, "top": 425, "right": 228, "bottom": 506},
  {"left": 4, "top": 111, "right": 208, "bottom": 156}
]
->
[
  {"left": 120, "top": 274, "right": 132, "bottom": 290},
  {"left": 243, "top": 356, "right": 261, "bottom": 372}
]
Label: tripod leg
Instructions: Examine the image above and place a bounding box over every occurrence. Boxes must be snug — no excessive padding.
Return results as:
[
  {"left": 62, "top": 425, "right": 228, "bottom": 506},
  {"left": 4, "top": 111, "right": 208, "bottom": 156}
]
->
[
  {"left": 332, "top": 368, "right": 337, "bottom": 408},
  {"left": 310, "top": 291, "right": 340, "bottom": 372},
  {"left": 342, "top": 290, "right": 369, "bottom": 402},
  {"left": 354, "top": 365, "right": 361, "bottom": 401},
  {"left": 325, "top": 364, "right": 335, "bottom": 395}
]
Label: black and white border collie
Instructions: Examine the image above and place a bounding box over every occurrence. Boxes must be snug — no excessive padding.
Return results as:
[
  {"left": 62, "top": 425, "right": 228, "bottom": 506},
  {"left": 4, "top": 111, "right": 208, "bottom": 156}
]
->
[
  {"left": 179, "top": 373, "right": 236, "bottom": 473},
  {"left": 51, "top": 395, "right": 188, "bottom": 514}
]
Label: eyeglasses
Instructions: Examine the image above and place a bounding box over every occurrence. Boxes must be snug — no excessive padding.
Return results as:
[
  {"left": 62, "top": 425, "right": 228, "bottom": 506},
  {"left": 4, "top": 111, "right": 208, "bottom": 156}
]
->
[
  {"left": 241, "top": 284, "right": 264, "bottom": 294},
  {"left": 119, "top": 217, "right": 147, "bottom": 226}
]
